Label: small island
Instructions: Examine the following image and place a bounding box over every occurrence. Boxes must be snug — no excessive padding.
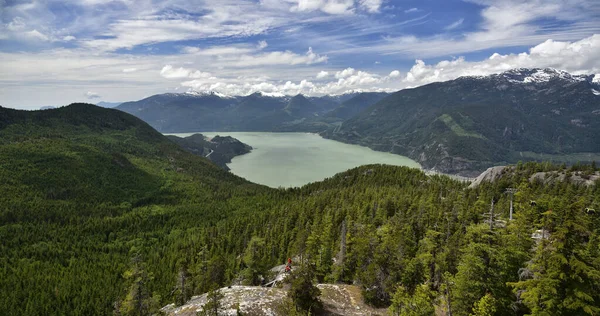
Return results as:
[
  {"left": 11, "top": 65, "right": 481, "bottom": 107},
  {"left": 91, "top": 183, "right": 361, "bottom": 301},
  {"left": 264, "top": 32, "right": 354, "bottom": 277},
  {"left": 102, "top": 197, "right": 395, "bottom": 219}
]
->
[{"left": 167, "top": 133, "right": 252, "bottom": 170}]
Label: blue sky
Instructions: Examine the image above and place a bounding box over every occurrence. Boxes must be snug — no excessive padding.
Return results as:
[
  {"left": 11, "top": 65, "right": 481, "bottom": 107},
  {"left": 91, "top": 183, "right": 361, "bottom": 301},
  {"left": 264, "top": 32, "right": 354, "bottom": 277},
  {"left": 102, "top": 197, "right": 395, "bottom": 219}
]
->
[{"left": 1, "top": 0, "right": 599, "bottom": 109}]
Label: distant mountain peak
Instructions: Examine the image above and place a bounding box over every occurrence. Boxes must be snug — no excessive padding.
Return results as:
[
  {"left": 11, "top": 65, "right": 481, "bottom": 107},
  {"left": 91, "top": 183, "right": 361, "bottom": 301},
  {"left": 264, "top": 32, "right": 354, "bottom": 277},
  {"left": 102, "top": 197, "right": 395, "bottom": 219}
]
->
[
  {"left": 501, "top": 68, "right": 588, "bottom": 83},
  {"left": 465, "top": 68, "right": 592, "bottom": 84},
  {"left": 463, "top": 68, "right": 594, "bottom": 85}
]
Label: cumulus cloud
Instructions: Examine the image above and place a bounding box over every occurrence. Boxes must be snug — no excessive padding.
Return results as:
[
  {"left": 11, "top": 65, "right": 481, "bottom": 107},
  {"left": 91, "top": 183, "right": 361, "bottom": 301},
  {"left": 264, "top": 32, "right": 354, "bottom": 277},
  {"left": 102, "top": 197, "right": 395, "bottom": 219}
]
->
[
  {"left": 85, "top": 91, "right": 101, "bottom": 99},
  {"left": 316, "top": 71, "right": 329, "bottom": 79},
  {"left": 181, "top": 66, "right": 399, "bottom": 96},
  {"left": 335, "top": 67, "right": 355, "bottom": 79},
  {"left": 62, "top": 35, "right": 77, "bottom": 41},
  {"left": 388, "top": 70, "right": 400, "bottom": 78},
  {"left": 160, "top": 65, "right": 212, "bottom": 79}
]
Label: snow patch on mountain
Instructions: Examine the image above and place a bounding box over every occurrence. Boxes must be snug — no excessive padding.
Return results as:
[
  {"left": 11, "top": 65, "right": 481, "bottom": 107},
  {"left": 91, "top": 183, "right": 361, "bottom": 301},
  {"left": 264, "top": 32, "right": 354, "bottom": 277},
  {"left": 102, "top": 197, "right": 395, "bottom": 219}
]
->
[
  {"left": 185, "top": 90, "right": 233, "bottom": 98},
  {"left": 592, "top": 89, "right": 600, "bottom": 96},
  {"left": 501, "top": 68, "right": 588, "bottom": 84}
]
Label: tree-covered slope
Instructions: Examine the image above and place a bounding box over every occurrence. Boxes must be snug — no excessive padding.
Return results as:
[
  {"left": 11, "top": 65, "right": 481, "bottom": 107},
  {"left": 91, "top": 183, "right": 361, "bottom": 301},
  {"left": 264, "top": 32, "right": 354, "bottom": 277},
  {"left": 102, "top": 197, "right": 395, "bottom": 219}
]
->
[
  {"left": 326, "top": 92, "right": 388, "bottom": 120},
  {"left": 0, "top": 104, "right": 274, "bottom": 315},
  {"left": 166, "top": 133, "right": 252, "bottom": 170},
  {"left": 326, "top": 68, "right": 600, "bottom": 176}
]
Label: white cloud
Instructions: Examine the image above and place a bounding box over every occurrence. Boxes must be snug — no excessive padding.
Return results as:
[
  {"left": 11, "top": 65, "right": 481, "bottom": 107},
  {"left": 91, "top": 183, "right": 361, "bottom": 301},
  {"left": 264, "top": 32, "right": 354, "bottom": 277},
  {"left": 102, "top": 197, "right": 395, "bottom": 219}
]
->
[
  {"left": 291, "top": 0, "right": 355, "bottom": 15},
  {"left": 359, "top": 0, "right": 383, "bottom": 13},
  {"left": 404, "top": 8, "right": 419, "bottom": 13},
  {"left": 7, "top": 17, "right": 27, "bottom": 31},
  {"left": 316, "top": 71, "right": 329, "bottom": 79},
  {"left": 122, "top": 68, "right": 137, "bottom": 73},
  {"left": 388, "top": 70, "right": 400, "bottom": 78},
  {"left": 444, "top": 18, "right": 464, "bottom": 30},
  {"left": 229, "top": 47, "right": 328, "bottom": 67},
  {"left": 62, "top": 35, "right": 76, "bottom": 41},
  {"left": 85, "top": 91, "right": 101, "bottom": 99},
  {"left": 181, "top": 66, "right": 398, "bottom": 96},
  {"left": 257, "top": 40, "right": 268, "bottom": 49},
  {"left": 160, "top": 65, "right": 212, "bottom": 79},
  {"left": 182, "top": 45, "right": 257, "bottom": 56},
  {"left": 24, "top": 29, "right": 49, "bottom": 41},
  {"left": 335, "top": 67, "right": 355, "bottom": 79},
  {"left": 83, "top": 4, "right": 279, "bottom": 51}
]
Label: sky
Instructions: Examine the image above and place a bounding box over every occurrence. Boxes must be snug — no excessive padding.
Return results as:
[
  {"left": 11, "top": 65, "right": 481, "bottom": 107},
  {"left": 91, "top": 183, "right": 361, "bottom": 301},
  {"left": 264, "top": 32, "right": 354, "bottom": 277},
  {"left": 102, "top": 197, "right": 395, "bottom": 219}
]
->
[{"left": 1, "top": 0, "right": 600, "bottom": 109}]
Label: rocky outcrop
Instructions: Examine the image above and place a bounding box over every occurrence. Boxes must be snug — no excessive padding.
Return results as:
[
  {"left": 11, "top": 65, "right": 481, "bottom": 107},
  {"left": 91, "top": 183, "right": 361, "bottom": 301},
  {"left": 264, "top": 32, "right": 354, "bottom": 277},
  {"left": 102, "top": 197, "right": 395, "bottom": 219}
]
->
[
  {"left": 161, "top": 284, "right": 386, "bottom": 316},
  {"left": 529, "top": 171, "right": 600, "bottom": 186},
  {"left": 468, "top": 166, "right": 509, "bottom": 188},
  {"left": 468, "top": 166, "right": 600, "bottom": 188}
]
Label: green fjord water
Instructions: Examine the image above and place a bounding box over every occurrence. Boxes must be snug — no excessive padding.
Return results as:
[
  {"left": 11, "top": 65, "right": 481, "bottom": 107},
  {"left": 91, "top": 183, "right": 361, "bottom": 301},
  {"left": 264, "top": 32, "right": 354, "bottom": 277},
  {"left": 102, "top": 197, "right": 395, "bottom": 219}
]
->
[{"left": 167, "top": 132, "right": 421, "bottom": 188}]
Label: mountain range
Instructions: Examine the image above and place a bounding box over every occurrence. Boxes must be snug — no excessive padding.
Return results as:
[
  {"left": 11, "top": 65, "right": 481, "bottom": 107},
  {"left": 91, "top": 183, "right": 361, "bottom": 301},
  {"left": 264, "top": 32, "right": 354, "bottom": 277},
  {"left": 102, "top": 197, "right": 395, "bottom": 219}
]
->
[
  {"left": 116, "top": 91, "right": 387, "bottom": 133},
  {"left": 116, "top": 68, "right": 600, "bottom": 176}
]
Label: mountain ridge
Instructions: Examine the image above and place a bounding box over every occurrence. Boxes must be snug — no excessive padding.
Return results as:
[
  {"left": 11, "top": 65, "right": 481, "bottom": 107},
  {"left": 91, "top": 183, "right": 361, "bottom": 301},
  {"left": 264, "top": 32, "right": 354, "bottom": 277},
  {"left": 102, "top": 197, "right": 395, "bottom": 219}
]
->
[
  {"left": 324, "top": 68, "right": 600, "bottom": 176},
  {"left": 116, "top": 91, "right": 388, "bottom": 133}
]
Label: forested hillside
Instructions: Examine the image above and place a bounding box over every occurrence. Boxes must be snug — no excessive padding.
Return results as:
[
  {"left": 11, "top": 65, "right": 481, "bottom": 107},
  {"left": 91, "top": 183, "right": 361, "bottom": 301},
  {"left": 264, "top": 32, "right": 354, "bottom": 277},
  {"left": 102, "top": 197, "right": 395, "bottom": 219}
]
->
[
  {"left": 1, "top": 104, "right": 599, "bottom": 315},
  {"left": 326, "top": 68, "right": 600, "bottom": 176},
  {"left": 166, "top": 133, "right": 252, "bottom": 170}
]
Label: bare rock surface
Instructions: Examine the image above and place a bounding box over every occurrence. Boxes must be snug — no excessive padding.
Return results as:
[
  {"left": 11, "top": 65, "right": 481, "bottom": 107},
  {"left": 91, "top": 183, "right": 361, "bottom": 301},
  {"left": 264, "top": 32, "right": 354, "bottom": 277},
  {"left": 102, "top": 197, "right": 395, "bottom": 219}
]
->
[
  {"left": 161, "top": 284, "right": 386, "bottom": 316},
  {"left": 469, "top": 166, "right": 508, "bottom": 188}
]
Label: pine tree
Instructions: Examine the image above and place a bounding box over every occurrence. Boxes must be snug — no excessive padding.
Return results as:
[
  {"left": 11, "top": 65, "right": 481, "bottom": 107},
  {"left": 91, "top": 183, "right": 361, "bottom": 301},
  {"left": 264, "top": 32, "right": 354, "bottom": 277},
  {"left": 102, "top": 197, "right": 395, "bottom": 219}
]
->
[
  {"left": 119, "top": 255, "right": 157, "bottom": 316},
  {"left": 511, "top": 195, "right": 600, "bottom": 315},
  {"left": 198, "top": 287, "right": 223, "bottom": 316},
  {"left": 288, "top": 264, "right": 322, "bottom": 313},
  {"left": 389, "top": 284, "right": 435, "bottom": 316},
  {"left": 470, "top": 293, "right": 496, "bottom": 316}
]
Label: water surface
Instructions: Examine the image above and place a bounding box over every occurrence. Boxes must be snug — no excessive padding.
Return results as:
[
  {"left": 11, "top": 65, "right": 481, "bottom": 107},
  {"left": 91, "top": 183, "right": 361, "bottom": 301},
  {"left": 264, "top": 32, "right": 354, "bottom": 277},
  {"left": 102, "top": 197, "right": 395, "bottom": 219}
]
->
[{"left": 168, "top": 132, "right": 420, "bottom": 188}]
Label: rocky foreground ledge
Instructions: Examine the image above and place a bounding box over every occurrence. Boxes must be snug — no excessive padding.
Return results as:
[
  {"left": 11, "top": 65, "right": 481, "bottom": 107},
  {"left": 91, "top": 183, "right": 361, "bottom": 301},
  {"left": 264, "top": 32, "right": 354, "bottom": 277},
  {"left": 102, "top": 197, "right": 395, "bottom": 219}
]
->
[{"left": 161, "top": 284, "right": 385, "bottom": 316}]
